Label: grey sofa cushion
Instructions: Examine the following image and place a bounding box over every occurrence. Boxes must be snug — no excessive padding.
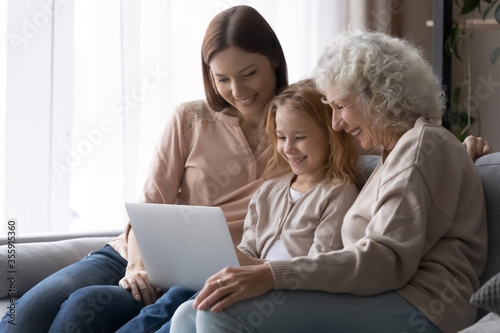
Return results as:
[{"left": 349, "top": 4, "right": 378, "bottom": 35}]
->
[
  {"left": 0, "top": 237, "right": 113, "bottom": 298},
  {"left": 358, "top": 155, "right": 381, "bottom": 180},
  {"left": 471, "top": 272, "right": 500, "bottom": 316}
]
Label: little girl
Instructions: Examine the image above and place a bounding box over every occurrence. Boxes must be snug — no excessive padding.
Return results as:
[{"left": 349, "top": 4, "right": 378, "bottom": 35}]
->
[
  {"left": 236, "top": 78, "right": 360, "bottom": 263},
  {"left": 117, "top": 78, "right": 361, "bottom": 332}
]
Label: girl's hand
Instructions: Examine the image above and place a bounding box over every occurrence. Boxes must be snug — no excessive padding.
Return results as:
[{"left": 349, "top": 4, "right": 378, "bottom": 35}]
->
[
  {"left": 119, "top": 265, "right": 160, "bottom": 305},
  {"left": 194, "top": 263, "right": 274, "bottom": 312}
]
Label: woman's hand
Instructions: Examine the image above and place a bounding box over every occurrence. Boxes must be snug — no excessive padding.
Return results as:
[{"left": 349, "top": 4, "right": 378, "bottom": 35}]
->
[
  {"left": 463, "top": 135, "right": 493, "bottom": 160},
  {"left": 119, "top": 265, "right": 160, "bottom": 305},
  {"left": 119, "top": 228, "right": 161, "bottom": 305},
  {"left": 194, "top": 263, "right": 275, "bottom": 313}
]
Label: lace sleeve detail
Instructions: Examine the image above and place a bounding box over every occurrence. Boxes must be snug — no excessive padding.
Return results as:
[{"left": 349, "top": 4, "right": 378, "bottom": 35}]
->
[{"left": 175, "top": 100, "right": 219, "bottom": 133}]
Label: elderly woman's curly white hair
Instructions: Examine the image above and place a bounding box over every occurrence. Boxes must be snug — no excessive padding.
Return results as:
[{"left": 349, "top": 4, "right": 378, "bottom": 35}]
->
[{"left": 313, "top": 30, "right": 445, "bottom": 133}]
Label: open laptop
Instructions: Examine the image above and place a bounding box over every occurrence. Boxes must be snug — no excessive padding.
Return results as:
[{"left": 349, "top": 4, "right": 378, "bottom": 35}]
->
[{"left": 125, "top": 202, "right": 239, "bottom": 291}]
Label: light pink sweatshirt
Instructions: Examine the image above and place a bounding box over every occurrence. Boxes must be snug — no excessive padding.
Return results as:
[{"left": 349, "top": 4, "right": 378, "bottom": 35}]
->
[{"left": 110, "top": 100, "right": 269, "bottom": 259}]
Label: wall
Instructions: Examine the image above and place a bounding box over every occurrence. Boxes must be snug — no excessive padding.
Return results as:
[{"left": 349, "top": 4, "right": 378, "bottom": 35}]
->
[
  {"left": 398, "top": 0, "right": 433, "bottom": 64},
  {"left": 398, "top": 0, "right": 500, "bottom": 150},
  {"left": 450, "top": 8, "right": 500, "bottom": 151}
]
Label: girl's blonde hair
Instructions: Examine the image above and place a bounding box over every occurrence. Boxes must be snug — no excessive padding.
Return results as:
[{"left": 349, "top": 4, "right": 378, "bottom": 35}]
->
[{"left": 263, "top": 79, "right": 361, "bottom": 187}]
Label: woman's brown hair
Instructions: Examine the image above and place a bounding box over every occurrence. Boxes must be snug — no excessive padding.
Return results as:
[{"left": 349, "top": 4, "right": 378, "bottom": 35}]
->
[
  {"left": 264, "top": 79, "right": 361, "bottom": 187},
  {"left": 201, "top": 5, "right": 288, "bottom": 111}
]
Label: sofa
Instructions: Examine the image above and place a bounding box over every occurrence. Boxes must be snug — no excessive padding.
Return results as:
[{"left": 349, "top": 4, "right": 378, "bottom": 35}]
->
[{"left": 1, "top": 152, "right": 499, "bottom": 331}]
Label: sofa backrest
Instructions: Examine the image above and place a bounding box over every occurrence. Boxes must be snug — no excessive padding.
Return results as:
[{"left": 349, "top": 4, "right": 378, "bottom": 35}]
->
[
  {"left": 359, "top": 152, "right": 500, "bottom": 285},
  {"left": 475, "top": 152, "right": 500, "bottom": 284}
]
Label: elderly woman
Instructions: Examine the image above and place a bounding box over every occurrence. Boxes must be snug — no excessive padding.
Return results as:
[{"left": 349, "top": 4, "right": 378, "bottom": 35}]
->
[{"left": 170, "top": 30, "right": 487, "bottom": 333}]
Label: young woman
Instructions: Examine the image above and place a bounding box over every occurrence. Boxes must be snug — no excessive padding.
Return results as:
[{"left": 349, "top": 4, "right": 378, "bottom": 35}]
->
[
  {"left": 0, "top": 6, "right": 288, "bottom": 332},
  {"left": 116, "top": 78, "right": 361, "bottom": 333}
]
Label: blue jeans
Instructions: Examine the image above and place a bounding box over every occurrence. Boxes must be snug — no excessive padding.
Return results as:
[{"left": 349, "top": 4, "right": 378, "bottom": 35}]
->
[
  {"left": 48, "top": 285, "right": 144, "bottom": 332},
  {"left": 170, "top": 290, "right": 442, "bottom": 333},
  {"left": 0, "top": 244, "right": 143, "bottom": 333},
  {"left": 116, "top": 286, "right": 198, "bottom": 333}
]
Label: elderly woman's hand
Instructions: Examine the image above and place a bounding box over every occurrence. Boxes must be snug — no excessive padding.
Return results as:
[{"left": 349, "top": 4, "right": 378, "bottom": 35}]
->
[
  {"left": 463, "top": 135, "right": 493, "bottom": 160},
  {"left": 193, "top": 263, "right": 274, "bottom": 313}
]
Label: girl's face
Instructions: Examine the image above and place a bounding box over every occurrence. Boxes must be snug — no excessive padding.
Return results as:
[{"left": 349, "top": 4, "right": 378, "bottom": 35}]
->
[
  {"left": 209, "top": 46, "right": 277, "bottom": 118},
  {"left": 275, "top": 105, "right": 330, "bottom": 188}
]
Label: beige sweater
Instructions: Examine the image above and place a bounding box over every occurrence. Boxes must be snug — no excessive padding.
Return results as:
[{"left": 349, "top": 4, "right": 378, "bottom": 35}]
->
[
  {"left": 238, "top": 173, "right": 358, "bottom": 258},
  {"left": 268, "top": 118, "right": 487, "bottom": 333}
]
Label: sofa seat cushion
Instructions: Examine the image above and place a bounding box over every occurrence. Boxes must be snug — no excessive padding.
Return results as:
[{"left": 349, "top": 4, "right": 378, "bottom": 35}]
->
[{"left": 458, "top": 312, "right": 500, "bottom": 332}]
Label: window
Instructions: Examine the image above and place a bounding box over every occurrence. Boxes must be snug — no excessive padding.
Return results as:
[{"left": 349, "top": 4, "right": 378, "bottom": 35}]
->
[
  {"left": 3, "top": 0, "right": 346, "bottom": 236},
  {"left": 70, "top": 0, "right": 125, "bottom": 232},
  {"left": 0, "top": 0, "right": 7, "bottom": 233}
]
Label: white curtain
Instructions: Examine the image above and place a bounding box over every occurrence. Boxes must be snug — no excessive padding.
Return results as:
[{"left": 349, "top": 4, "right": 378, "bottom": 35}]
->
[
  {"left": 3, "top": 0, "right": 348, "bottom": 235},
  {"left": 0, "top": 0, "right": 6, "bottom": 233}
]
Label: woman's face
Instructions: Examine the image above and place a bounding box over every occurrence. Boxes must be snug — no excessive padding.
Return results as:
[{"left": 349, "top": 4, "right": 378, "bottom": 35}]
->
[
  {"left": 209, "top": 46, "right": 277, "bottom": 118},
  {"left": 324, "top": 87, "right": 399, "bottom": 151}
]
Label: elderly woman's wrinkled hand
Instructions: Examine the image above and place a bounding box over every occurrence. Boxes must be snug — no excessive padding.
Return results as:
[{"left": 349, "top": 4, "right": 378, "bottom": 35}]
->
[
  {"left": 193, "top": 263, "right": 274, "bottom": 313},
  {"left": 463, "top": 135, "right": 493, "bottom": 160}
]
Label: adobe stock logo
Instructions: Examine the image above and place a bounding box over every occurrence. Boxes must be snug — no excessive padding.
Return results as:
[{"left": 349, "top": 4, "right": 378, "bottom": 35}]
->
[
  {"left": 234, "top": 260, "right": 319, "bottom": 332},
  {"left": 8, "top": 0, "right": 72, "bottom": 52},
  {"left": 462, "top": 74, "right": 500, "bottom": 113},
  {"left": 402, "top": 276, "right": 469, "bottom": 333},
  {"left": 192, "top": 160, "right": 243, "bottom": 204},
  {"left": 52, "top": 65, "right": 168, "bottom": 181}
]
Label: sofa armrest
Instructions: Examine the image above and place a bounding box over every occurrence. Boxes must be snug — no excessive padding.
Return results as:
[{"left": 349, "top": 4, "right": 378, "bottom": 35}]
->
[
  {"left": 475, "top": 153, "right": 500, "bottom": 284},
  {"left": 0, "top": 233, "right": 120, "bottom": 298}
]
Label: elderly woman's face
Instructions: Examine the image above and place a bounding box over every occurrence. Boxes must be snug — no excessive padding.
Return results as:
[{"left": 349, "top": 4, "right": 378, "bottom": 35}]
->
[{"left": 325, "top": 88, "right": 382, "bottom": 151}]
